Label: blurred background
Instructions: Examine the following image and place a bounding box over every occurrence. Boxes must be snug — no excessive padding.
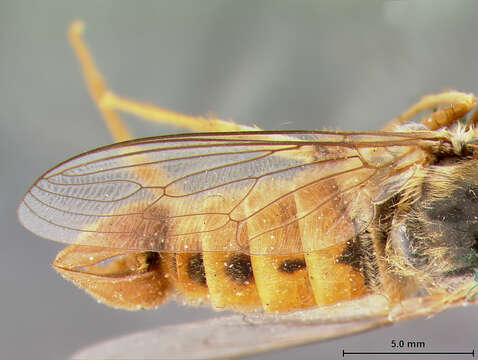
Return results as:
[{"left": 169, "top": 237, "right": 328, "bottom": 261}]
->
[{"left": 2, "top": 1, "right": 478, "bottom": 359}]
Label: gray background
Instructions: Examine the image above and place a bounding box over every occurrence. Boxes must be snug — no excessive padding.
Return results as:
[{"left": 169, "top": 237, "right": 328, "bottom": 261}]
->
[{"left": 2, "top": 1, "right": 478, "bottom": 359}]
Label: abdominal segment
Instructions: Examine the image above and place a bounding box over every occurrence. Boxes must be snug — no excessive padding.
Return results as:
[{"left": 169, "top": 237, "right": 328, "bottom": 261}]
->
[
  {"left": 53, "top": 176, "right": 371, "bottom": 313},
  {"left": 54, "top": 244, "right": 368, "bottom": 312},
  {"left": 177, "top": 245, "right": 367, "bottom": 313}
]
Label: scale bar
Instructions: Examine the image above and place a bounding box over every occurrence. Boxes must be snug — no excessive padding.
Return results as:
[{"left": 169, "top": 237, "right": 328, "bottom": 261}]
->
[{"left": 343, "top": 350, "right": 475, "bottom": 357}]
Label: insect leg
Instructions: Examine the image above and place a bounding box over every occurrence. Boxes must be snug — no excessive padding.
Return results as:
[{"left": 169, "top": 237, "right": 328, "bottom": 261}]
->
[
  {"left": 69, "top": 21, "right": 256, "bottom": 137},
  {"left": 69, "top": 21, "right": 176, "bottom": 187},
  {"left": 101, "top": 93, "right": 258, "bottom": 132},
  {"left": 68, "top": 21, "right": 133, "bottom": 143},
  {"left": 383, "top": 91, "right": 476, "bottom": 131}
]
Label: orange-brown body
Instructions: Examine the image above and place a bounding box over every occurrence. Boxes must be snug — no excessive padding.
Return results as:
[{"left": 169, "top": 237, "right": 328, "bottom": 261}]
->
[
  {"left": 18, "top": 21, "right": 478, "bottom": 332},
  {"left": 53, "top": 169, "right": 371, "bottom": 312},
  {"left": 55, "top": 243, "right": 366, "bottom": 312}
]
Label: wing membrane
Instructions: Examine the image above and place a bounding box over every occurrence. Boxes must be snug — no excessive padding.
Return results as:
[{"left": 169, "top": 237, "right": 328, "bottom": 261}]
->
[
  {"left": 71, "top": 294, "right": 393, "bottom": 359},
  {"left": 18, "top": 131, "right": 440, "bottom": 254}
]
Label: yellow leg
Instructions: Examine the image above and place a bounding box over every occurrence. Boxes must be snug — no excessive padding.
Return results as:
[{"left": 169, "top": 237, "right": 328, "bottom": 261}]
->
[
  {"left": 68, "top": 20, "right": 255, "bottom": 143},
  {"left": 69, "top": 21, "right": 132, "bottom": 143},
  {"left": 383, "top": 91, "right": 476, "bottom": 131},
  {"left": 101, "top": 93, "right": 256, "bottom": 132}
]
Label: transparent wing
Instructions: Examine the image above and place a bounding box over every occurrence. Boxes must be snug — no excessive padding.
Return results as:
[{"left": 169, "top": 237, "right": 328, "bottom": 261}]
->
[
  {"left": 71, "top": 295, "right": 393, "bottom": 360},
  {"left": 69, "top": 292, "right": 460, "bottom": 360},
  {"left": 18, "top": 130, "right": 441, "bottom": 255},
  {"left": 70, "top": 316, "right": 389, "bottom": 360}
]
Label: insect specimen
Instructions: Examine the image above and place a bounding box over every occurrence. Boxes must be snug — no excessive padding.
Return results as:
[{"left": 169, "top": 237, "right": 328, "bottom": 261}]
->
[{"left": 18, "top": 21, "right": 478, "bottom": 358}]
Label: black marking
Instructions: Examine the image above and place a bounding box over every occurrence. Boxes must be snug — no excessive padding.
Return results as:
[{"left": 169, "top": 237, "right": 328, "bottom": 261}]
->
[
  {"left": 144, "top": 251, "right": 160, "bottom": 270},
  {"left": 338, "top": 232, "right": 379, "bottom": 288},
  {"left": 278, "top": 259, "right": 306, "bottom": 274},
  {"left": 337, "top": 240, "right": 363, "bottom": 272},
  {"left": 405, "top": 172, "right": 478, "bottom": 276},
  {"left": 225, "top": 254, "right": 253, "bottom": 284},
  {"left": 425, "top": 183, "right": 478, "bottom": 225},
  {"left": 187, "top": 253, "right": 207, "bottom": 286},
  {"left": 472, "top": 233, "right": 478, "bottom": 255},
  {"left": 170, "top": 254, "right": 178, "bottom": 276},
  {"left": 433, "top": 148, "right": 473, "bottom": 165}
]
